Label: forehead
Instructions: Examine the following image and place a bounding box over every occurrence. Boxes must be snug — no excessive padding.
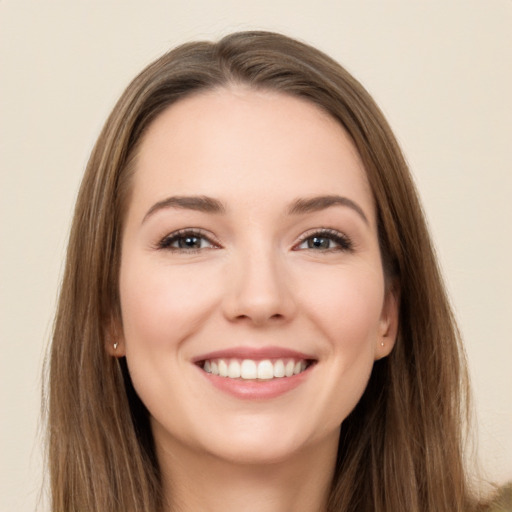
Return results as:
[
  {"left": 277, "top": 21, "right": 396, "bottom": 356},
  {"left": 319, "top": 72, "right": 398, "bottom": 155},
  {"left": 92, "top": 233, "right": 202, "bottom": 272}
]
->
[{"left": 130, "top": 87, "right": 374, "bottom": 221}]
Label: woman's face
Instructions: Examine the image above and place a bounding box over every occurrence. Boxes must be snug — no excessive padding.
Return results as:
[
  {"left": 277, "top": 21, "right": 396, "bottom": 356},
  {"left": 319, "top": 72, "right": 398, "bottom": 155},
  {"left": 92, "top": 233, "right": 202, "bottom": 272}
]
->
[{"left": 115, "top": 88, "right": 398, "bottom": 465}]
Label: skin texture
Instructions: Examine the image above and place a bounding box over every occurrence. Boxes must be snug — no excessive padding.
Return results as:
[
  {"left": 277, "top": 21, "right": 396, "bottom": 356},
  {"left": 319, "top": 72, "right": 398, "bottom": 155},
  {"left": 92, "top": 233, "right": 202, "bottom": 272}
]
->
[{"left": 113, "top": 87, "right": 399, "bottom": 511}]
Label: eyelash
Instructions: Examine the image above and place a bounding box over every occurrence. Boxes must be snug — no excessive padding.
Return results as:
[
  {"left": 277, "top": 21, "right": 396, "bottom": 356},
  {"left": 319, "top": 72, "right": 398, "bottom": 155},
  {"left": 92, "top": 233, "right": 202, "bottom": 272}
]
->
[
  {"left": 294, "top": 228, "right": 354, "bottom": 253},
  {"left": 156, "top": 229, "right": 219, "bottom": 253},
  {"left": 156, "top": 228, "right": 354, "bottom": 254}
]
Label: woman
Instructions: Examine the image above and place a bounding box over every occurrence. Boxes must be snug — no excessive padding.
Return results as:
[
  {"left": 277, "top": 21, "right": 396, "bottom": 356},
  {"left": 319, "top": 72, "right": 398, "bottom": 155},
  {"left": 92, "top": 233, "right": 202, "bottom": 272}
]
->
[{"left": 47, "top": 31, "right": 489, "bottom": 511}]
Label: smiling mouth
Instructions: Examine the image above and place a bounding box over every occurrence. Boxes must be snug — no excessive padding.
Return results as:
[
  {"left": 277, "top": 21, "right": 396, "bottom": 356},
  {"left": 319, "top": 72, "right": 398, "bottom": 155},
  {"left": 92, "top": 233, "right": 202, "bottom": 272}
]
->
[{"left": 198, "top": 358, "right": 315, "bottom": 380}]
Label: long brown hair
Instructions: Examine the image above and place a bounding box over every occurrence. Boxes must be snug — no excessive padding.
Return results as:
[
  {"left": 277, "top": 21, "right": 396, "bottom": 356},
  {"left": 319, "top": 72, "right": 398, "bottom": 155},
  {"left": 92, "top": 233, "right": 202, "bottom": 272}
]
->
[{"left": 46, "top": 31, "right": 477, "bottom": 511}]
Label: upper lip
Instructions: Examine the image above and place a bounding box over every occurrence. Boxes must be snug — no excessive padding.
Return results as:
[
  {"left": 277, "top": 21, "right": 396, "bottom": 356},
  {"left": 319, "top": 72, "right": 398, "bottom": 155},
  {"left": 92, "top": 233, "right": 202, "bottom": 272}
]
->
[{"left": 192, "top": 346, "right": 317, "bottom": 363}]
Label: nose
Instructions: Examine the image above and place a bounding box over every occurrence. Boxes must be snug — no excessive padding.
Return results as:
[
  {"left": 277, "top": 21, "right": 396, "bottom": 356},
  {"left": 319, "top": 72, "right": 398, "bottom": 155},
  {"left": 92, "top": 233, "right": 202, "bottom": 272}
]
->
[{"left": 222, "top": 247, "right": 297, "bottom": 326}]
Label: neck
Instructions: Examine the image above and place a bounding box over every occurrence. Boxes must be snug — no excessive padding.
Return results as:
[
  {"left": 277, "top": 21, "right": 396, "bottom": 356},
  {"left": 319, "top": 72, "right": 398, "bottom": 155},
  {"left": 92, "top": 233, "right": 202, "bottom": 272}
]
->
[{"left": 157, "top": 435, "right": 338, "bottom": 512}]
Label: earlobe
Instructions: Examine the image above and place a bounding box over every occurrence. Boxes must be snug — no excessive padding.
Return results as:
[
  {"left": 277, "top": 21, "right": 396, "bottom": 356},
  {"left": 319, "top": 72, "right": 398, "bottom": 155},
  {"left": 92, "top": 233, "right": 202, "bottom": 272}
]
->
[
  {"left": 105, "top": 319, "right": 126, "bottom": 357},
  {"left": 375, "top": 286, "right": 400, "bottom": 360}
]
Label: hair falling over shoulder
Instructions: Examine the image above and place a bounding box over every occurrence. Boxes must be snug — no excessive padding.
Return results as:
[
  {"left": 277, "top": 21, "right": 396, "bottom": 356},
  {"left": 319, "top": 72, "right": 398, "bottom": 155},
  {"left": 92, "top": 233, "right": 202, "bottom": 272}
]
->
[{"left": 45, "top": 30, "right": 487, "bottom": 511}]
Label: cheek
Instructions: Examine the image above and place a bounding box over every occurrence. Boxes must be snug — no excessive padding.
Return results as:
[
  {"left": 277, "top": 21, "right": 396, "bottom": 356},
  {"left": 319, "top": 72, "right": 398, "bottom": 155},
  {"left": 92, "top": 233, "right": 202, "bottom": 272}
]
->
[
  {"left": 119, "top": 256, "right": 223, "bottom": 350},
  {"left": 285, "top": 264, "right": 386, "bottom": 435},
  {"left": 301, "top": 264, "right": 385, "bottom": 351}
]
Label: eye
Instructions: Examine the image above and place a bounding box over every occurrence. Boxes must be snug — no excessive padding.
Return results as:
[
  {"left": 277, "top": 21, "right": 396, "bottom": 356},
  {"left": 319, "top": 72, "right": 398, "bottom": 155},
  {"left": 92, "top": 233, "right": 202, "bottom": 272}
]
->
[
  {"left": 295, "top": 229, "right": 353, "bottom": 252},
  {"left": 157, "top": 229, "right": 219, "bottom": 252}
]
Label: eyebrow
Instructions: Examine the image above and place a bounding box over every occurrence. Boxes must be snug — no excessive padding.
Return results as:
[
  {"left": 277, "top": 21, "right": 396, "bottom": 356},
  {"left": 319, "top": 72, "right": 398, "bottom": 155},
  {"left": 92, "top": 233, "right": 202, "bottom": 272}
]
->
[
  {"left": 288, "top": 195, "right": 369, "bottom": 225},
  {"left": 142, "top": 194, "right": 369, "bottom": 225},
  {"left": 142, "top": 195, "right": 226, "bottom": 223}
]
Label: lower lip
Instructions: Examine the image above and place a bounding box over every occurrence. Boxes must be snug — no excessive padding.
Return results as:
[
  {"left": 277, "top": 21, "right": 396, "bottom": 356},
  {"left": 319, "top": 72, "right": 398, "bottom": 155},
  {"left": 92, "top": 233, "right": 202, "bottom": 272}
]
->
[{"left": 197, "top": 365, "right": 313, "bottom": 400}]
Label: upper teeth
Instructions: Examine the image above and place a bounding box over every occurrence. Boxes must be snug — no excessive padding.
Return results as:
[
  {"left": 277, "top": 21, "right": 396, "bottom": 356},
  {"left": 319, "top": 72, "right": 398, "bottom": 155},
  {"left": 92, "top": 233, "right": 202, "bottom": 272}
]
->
[{"left": 202, "top": 358, "right": 307, "bottom": 380}]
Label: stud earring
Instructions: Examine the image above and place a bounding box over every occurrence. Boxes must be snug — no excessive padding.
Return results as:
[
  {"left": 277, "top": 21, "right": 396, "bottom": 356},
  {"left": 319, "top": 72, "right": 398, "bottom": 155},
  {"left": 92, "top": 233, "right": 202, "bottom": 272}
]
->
[
  {"left": 113, "top": 342, "right": 118, "bottom": 350},
  {"left": 380, "top": 341, "right": 385, "bottom": 347}
]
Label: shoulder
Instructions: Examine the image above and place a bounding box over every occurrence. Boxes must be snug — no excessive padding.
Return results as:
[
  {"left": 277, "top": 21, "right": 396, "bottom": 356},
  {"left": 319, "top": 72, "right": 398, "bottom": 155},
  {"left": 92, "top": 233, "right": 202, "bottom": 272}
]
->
[{"left": 480, "top": 483, "right": 512, "bottom": 512}]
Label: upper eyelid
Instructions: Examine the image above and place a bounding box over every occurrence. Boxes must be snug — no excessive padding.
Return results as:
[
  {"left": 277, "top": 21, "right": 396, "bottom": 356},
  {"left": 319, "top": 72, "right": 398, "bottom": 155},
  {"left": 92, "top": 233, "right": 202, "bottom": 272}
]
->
[
  {"left": 295, "top": 227, "right": 350, "bottom": 243},
  {"left": 165, "top": 228, "right": 211, "bottom": 237},
  {"left": 296, "top": 227, "right": 343, "bottom": 238}
]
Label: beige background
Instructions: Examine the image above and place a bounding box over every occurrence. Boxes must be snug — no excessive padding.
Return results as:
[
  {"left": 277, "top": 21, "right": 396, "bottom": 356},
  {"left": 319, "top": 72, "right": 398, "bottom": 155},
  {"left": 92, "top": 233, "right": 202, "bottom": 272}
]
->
[{"left": 1, "top": 1, "right": 511, "bottom": 510}]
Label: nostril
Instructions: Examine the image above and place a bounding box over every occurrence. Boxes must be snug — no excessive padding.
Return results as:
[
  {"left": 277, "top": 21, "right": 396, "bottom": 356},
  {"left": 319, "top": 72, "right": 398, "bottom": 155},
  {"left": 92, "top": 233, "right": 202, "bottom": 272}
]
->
[{"left": 234, "top": 312, "right": 286, "bottom": 325}]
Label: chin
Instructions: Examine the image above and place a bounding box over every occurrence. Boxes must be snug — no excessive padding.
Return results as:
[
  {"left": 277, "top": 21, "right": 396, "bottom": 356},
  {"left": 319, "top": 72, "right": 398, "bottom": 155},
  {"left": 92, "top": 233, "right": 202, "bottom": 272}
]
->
[
  {"left": 203, "top": 434, "right": 319, "bottom": 466},
  {"left": 193, "top": 412, "right": 341, "bottom": 467}
]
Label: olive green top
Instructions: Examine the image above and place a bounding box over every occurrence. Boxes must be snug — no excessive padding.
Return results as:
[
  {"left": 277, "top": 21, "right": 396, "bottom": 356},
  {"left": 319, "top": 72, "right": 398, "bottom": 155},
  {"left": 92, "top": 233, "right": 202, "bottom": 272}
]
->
[{"left": 484, "top": 484, "right": 512, "bottom": 511}]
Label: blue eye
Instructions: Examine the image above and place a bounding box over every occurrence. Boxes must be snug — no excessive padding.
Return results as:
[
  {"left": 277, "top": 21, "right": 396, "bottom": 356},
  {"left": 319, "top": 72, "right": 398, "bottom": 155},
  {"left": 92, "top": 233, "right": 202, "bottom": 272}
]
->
[
  {"left": 296, "top": 230, "right": 353, "bottom": 252},
  {"left": 158, "top": 230, "right": 217, "bottom": 251}
]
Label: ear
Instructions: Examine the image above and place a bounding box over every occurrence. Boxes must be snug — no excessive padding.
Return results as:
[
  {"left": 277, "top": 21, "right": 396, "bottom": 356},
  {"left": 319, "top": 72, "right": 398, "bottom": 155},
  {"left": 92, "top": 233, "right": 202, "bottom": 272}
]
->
[
  {"left": 374, "top": 284, "right": 400, "bottom": 361},
  {"left": 105, "top": 316, "right": 126, "bottom": 358}
]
